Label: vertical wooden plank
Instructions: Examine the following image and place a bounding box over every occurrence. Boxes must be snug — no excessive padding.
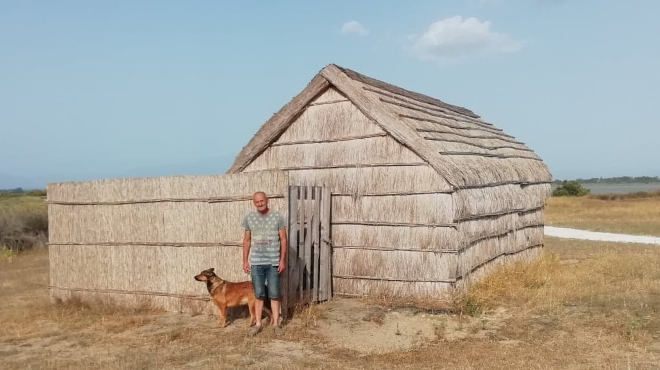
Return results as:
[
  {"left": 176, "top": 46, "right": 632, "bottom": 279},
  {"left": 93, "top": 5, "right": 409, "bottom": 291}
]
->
[
  {"left": 312, "top": 186, "right": 321, "bottom": 302},
  {"left": 319, "top": 187, "right": 332, "bottom": 301},
  {"left": 284, "top": 185, "right": 299, "bottom": 318},
  {"left": 298, "top": 186, "right": 306, "bottom": 301},
  {"left": 303, "top": 186, "right": 313, "bottom": 303}
]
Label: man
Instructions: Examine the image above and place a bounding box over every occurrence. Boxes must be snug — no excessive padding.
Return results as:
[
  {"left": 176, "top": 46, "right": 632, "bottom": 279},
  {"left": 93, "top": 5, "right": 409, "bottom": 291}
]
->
[{"left": 242, "top": 191, "right": 287, "bottom": 336}]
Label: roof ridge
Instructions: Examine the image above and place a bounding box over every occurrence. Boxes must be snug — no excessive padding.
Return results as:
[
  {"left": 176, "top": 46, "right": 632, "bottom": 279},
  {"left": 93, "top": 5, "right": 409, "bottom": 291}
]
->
[
  {"left": 330, "top": 64, "right": 480, "bottom": 120},
  {"left": 320, "top": 65, "right": 462, "bottom": 188}
]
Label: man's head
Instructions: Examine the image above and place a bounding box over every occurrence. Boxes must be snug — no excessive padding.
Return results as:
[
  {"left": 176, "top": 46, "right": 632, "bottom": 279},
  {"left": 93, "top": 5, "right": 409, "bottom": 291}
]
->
[{"left": 253, "top": 191, "right": 269, "bottom": 212}]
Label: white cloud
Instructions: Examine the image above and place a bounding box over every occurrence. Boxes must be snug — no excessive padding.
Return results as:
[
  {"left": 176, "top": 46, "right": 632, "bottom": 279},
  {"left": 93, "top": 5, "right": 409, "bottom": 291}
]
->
[
  {"left": 340, "top": 21, "right": 369, "bottom": 36},
  {"left": 408, "top": 16, "right": 523, "bottom": 64}
]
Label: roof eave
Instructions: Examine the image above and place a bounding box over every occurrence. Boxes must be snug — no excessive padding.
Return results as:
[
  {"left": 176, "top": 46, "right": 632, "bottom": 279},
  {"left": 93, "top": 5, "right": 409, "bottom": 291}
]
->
[{"left": 227, "top": 74, "right": 330, "bottom": 174}]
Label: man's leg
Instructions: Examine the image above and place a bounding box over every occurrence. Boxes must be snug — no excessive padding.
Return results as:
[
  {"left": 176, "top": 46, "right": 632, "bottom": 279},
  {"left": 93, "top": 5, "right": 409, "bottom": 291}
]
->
[
  {"left": 249, "top": 265, "right": 266, "bottom": 336},
  {"left": 254, "top": 298, "right": 265, "bottom": 327},
  {"left": 271, "top": 299, "right": 281, "bottom": 327},
  {"left": 266, "top": 264, "right": 282, "bottom": 328}
]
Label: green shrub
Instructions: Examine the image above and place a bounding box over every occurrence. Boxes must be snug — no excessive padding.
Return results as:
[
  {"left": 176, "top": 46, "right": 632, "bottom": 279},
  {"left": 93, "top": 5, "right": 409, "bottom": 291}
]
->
[{"left": 552, "top": 181, "right": 591, "bottom": 197}]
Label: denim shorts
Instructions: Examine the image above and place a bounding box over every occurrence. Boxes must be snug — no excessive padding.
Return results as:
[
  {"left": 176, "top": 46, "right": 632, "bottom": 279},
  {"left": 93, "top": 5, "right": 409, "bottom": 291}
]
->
[{"left": 250, "top": 264, "right": 281, "bottom": 299}]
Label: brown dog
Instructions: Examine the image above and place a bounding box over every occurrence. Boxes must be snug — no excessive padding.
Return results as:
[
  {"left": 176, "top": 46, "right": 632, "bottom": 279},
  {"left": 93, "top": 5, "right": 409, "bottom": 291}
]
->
[{"left": 194, "top": 268, "right": 272, "bottom": 327}]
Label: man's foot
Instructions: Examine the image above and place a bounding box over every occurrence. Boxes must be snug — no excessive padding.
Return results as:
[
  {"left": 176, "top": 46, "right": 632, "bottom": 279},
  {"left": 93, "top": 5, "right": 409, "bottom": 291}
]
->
[
  {"left": 273, "top": 325, "right": 283, "bottom": 337},
  {"left": 248, "top": 325, "right": 262, "bottom": 337}
]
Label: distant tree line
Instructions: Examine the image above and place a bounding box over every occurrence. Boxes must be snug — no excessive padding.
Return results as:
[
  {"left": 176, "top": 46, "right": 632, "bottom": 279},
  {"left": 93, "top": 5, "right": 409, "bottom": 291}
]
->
[
  {"left": 552, "top": 176, "right": 660, "bottom": 184},
  {"left": 0, "top": 188, "right": 47, "bottom": 197}
]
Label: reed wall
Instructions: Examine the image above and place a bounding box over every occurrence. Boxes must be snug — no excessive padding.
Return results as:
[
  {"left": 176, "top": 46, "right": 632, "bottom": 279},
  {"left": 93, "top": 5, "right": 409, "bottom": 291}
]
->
[
  {"left": 309, "top": 86, "right": 347, "bottom": 104},
  {"left": 332, "top": 194, "right": 454, "bottom": 225},
  {"left": 287, "top": 166, "right": 452, "bottom": 195},
  {"left": 244, "top": 135, "right": 424, "bottom": 171},
  {"left": 333, "top": 248, "right": 456, "bottom": 282},
  {"left": 333, "top": 278, "right": 454, "bottom": 299},
  {"left": 48, "top": 171, "right": 289, "bottom": 312},
  {"left": 331, "top": 225, "right": 459, "bottom": 251},
  {"left": 454, "top": 246, "right": 543, "bottom": 291},
  {"left": 276, "top": 97, "right": 384, "bottom": 143},
  {"left": 453, "top": 184, "right": 548, "bottom": 220}
]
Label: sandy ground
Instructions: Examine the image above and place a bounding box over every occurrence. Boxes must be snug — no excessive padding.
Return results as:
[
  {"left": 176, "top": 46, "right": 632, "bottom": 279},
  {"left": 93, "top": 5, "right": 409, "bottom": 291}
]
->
[
  {"left": 3, "top": 243, "right": 660, "bottom": 369},
  {"left": 0, "top": 297, "right": 513, "bottom": 369},
  {"left": 4, "top": 294, "right": 657, "bottom": 369},
  {"left": 312, "top": 298, "right": 510, "bottom": 354},
  {"left": 545, "top": 226, "right": 660, "bottom": 245}
]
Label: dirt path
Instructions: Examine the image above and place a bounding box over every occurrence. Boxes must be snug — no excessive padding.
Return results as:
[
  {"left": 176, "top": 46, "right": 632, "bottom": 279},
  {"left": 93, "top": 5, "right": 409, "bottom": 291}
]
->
[{"left": 545, "top": 226, "right": 660, "bottom": 245}]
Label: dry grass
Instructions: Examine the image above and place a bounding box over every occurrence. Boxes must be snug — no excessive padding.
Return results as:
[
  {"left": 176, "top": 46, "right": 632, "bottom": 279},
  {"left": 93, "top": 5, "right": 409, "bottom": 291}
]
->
[
  {"left": 0, "top": 251, "right": 152, "bottom": 341},
  {"left": 291, "top": 302, "right": 327, "bottom": 329},
  {"left": 367, "top": 237, "right": 660, "bottom": 369},
  {"left": 546, "top": 196, "right": 660, "bottom": 236},
  {"left": 2, "top": 237, "right": 659, "bottom": 369},
  {"left": 0, "top": 195, "right": 48, "bottom": 252},
  {"left": 359, "top": 289, "right": 454, "bottom": 315},
  {"left": 456, "top": 238, "right": 660, "bottom": 338}
]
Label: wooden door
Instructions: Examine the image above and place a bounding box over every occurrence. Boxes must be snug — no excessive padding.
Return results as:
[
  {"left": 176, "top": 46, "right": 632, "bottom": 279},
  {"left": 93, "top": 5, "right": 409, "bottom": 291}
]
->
[{"left": 282, "top": 186, "right": 331, "bottom": 319}]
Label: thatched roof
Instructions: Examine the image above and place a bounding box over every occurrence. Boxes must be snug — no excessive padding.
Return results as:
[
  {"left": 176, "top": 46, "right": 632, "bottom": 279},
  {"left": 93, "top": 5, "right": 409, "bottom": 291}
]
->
[{"left": 228, "top": 64, "right": 552, "bottom": 189}]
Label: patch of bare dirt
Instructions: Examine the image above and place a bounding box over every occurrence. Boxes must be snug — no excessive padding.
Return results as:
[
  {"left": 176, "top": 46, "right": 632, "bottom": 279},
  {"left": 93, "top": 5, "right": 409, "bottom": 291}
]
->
[{"left": 311, "top": 298, "right": 512, "bottom": 354}]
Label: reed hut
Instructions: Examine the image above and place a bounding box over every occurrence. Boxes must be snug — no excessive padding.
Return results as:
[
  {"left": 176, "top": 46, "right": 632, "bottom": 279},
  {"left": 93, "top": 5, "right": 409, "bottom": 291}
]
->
[
  {"left": 48, "top": 64, "right": 552, "bottom": 312},
  {"left": 227, "top": 64, "right": 553, "bottom": 297}
]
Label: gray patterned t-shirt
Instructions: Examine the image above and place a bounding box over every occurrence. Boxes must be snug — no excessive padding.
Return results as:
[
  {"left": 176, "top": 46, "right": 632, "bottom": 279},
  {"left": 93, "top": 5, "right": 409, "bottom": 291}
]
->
[{"left": 242, "top": 211, "right": 286, "bottom": 266}]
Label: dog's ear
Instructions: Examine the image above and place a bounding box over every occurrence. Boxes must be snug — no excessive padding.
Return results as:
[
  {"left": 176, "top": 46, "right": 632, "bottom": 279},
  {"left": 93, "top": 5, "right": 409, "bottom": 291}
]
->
[{"left": 209, "top": 268, "right": 215, "bottom": 273}]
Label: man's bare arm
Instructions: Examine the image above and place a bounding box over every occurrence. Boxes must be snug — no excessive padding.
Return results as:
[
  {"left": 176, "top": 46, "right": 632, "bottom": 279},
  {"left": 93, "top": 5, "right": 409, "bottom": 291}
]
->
[
  {"left": 278, "top": 228, "right": 288, "bottom": 273},
  {"left": 243, "top": 230, "right": 251, "bottom": 274}
]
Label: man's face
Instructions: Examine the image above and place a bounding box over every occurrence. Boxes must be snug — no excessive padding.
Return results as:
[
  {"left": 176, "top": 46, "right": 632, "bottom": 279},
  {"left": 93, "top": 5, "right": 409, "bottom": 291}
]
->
[{"left": 253, "top": 193, "right": 268, "bottom": 212}]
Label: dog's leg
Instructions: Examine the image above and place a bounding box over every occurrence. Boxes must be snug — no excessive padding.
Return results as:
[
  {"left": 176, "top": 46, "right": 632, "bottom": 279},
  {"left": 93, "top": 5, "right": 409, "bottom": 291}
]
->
[
  {"left": 248, "top": 301, "right": 256, "bottom": 327},
  {"left": 218, "top": 305, "right": 228, "bottom": 328},
  {"left": 262, "top": 306, "right": 273, "bottom": 325}
]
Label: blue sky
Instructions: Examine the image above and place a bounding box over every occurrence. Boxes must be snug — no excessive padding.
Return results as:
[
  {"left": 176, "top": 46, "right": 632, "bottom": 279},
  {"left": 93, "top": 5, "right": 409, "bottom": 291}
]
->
[{"left": 1, "top": 0, "right": 659, "bottom": 188}]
